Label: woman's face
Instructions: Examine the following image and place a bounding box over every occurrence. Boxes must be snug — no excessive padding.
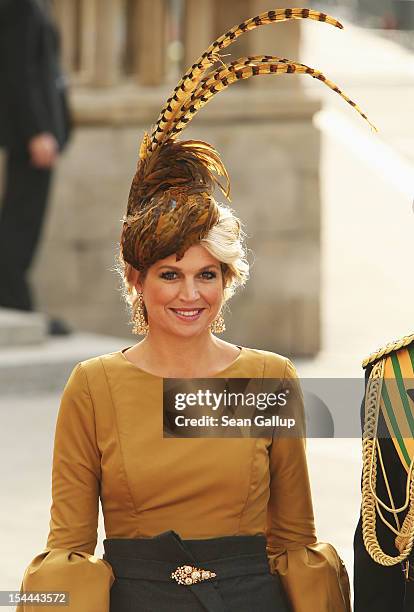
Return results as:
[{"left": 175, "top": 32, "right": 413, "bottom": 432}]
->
[{"left": 135, "top": 244, "right": 225, "bottom": 337}]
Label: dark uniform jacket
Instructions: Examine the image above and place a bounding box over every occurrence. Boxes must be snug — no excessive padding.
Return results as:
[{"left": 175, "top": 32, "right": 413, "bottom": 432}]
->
[{"left": 354, "top": 333, "right": 414, "bottom": 612}]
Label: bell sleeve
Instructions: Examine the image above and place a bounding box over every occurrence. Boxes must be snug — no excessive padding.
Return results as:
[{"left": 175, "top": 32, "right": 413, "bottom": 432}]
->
[
  {"left": 265, "top": 358, "right": 351, "bottom": 612},
  {"left": 16, "top": 362, "right": 115, "bottom": 612}
]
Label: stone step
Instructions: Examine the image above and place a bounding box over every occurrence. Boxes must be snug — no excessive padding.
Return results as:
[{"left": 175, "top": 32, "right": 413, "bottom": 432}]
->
[
  {"left": 0, "top": 307, "right": 48, "bottom": 347},
  {"left": 0, "top": 332, "right": 131, "bottom": 395}
]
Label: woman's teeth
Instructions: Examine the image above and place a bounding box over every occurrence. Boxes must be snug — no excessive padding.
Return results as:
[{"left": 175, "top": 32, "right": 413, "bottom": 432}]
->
[{"left": 171, "top": 309, "right": 203, "bottom": 320}]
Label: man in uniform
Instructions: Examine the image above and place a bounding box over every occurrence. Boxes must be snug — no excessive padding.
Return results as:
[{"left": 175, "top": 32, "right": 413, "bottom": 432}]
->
[{"left": 354, "top": 333, "right": 414, "bottom": 611}]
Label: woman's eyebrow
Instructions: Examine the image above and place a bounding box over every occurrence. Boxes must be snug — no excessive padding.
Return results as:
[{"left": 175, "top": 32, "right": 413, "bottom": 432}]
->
[{"left": 157, "top": 264, "right": 220, "bottom": 271}]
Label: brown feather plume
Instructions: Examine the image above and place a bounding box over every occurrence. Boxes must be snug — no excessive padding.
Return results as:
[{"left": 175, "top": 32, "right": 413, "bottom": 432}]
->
[
  {"left": 127, "top": 139, "right": 230, "bottom": 216},
  {"left": 122, "top": 140, "right": 226, "bottom": 271}
]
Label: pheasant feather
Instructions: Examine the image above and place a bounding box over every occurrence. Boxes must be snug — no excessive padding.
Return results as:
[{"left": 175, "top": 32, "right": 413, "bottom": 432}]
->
[
  {"left": 167, "top": 57, "right": 377, "bottom": 138},
  {"left": 148, "top": 8, "right": 344, "bottom": 154}
]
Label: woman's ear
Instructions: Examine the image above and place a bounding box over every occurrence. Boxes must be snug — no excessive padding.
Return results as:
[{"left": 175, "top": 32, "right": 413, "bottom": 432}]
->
[{"left": 125, "top": 263, "right": 142, "bottom": 291}]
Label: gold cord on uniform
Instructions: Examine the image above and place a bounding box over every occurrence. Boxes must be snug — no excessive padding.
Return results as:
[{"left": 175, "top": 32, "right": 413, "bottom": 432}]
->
[{"left": 361, "top": 337, "right": 414, "bottom": 577}]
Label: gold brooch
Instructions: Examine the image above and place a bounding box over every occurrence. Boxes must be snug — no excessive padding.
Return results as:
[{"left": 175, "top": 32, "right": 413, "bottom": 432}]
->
[{"left": 171, "top": 564, "right": 216, "bottom": 585}]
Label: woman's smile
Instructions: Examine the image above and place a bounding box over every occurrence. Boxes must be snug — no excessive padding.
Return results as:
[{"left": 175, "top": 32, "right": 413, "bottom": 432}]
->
[{"left": 169, "top": 308, "right": 205, "bottom": 321}]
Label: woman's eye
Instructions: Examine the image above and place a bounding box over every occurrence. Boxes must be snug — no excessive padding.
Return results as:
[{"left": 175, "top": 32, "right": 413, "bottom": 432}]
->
[
  {"left": 160, "top": 271, "right": 216, "bottom": 280},
  {"left": 201, "top": 271, "right": 216, "bottom": 279},
  {"left": 160, "top": 271, "right": 177, "bottom": 280}
]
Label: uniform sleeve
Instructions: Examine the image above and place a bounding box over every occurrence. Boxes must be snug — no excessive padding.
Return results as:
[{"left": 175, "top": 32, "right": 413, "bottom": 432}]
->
[
  {"left": 265, "top": 358, "right": 351, "bottom": 612},
  {"left": 16, "top": 363, "right": 114, "bottom": 612}
]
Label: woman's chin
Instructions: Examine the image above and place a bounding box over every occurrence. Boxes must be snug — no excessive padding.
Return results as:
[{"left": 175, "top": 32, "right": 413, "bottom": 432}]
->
[{"left": 163, "top": 320, "right": 210, "bottom": 338}]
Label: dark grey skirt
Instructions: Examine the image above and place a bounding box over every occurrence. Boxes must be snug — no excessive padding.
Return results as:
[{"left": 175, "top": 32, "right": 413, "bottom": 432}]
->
[{"left": 103, "top": 530, "right": 291, "bottom": 612}]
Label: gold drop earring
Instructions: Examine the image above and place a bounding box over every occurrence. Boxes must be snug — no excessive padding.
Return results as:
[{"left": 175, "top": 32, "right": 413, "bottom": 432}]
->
[
  {"left": 132, "top": 292, "right": 149, "bottom": 335},
  {"left": 210, "top": 310, "right": 226, "bottom": 334}
]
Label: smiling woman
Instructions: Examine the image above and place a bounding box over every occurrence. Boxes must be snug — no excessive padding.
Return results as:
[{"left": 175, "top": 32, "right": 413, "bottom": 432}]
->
[{"left": 15, "top": 5, "right": 376, "bottom": 612}]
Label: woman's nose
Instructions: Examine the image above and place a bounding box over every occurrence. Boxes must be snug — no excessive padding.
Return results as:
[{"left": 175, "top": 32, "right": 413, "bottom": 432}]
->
[{"left": 179, "top": 279, "right": 200, "bottom": 300}]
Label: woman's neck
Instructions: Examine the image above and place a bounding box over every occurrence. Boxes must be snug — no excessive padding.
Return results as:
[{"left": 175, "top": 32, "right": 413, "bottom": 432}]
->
[{"left": 127, "top": 333, "right": 239, "bottom": 377}]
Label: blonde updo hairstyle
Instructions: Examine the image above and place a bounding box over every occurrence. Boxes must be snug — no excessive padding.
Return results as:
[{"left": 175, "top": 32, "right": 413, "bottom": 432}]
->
[{"left": 115, "top": 203, "right": 250, "bottom": 329}]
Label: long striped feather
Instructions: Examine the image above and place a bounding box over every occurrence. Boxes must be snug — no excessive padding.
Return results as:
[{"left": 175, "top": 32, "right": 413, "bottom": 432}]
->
[
  {"left": 167, "top": 58, "right": 377, "bottom": 138},
  {"left": 147, "top": 8, "right": 343, "bottom": 155}
]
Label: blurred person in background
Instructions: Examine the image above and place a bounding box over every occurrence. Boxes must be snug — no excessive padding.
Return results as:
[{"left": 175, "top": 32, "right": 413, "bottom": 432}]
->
[{"left": 0, "top": 0, "right": 72, "bottom": 335}]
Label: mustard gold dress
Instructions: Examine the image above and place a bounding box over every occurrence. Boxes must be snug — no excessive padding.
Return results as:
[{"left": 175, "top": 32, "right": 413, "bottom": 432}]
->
[{"left": 17, "top": 346, "right": 350, "bottom": 611}]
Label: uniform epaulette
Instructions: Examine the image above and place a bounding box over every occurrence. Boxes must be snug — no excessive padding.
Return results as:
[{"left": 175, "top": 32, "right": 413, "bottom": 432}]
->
[{"left": 362, "top": 332, "right": 414, "bottom": 369}]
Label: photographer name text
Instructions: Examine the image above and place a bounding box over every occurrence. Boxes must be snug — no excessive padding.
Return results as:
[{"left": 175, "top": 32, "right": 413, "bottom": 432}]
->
[{"left": 174, "top": 415, "right": 296, "bottom": 428}]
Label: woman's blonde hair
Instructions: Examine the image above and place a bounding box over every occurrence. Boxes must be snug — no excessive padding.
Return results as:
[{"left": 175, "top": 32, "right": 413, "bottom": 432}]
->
[{"left": 114, "top": 203, "right": 250, "bottom": 326}]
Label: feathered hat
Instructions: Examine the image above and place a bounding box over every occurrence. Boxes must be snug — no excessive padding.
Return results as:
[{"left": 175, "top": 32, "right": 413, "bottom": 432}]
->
[{"left": 120, "top": 7, "right": 376, "bottom": 273}]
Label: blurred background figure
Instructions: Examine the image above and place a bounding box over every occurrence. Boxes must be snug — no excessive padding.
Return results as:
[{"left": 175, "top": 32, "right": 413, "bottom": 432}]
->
[{"left": 0, "top": 0, "right": 72, "bottom": 335}]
